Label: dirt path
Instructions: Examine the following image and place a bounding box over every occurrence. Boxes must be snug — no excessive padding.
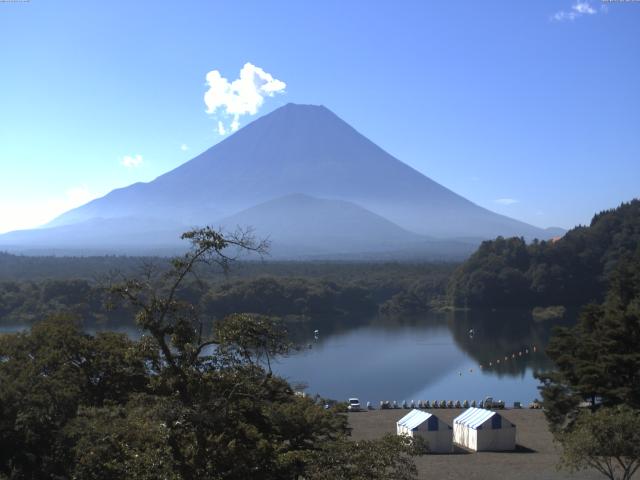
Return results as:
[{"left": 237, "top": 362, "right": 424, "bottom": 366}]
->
[{"left": 348, "top": 409, "right": 609, "bottom": 480}]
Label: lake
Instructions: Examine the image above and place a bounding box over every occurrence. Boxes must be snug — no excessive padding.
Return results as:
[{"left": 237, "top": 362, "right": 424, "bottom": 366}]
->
[
  {"left": 275, "top": 309, "right": 570, "bottom": 406},
  {"left": 1, "top": 308, "right": 572, "bottom": 406}
]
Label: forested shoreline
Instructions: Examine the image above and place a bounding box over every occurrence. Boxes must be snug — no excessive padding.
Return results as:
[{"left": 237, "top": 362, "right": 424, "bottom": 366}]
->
[
  {"left": 3, "top": 200, "right": 639, "bottom": 329},
  {"left": 448, "top": 200, "right": 640, "bottom": 308},
  {"left": 2, "top": 203, "right": 639, "bottom": 478},
  {"left": 0, "top": 260, "right": 454, "bottom": 327},
  {"left": 0, "top": 228, "right": 424, "bottom": 479}
]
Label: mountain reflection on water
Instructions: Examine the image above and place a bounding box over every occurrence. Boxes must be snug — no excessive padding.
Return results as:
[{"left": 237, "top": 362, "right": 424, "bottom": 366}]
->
[{"left": 275, "top": 309, "right": 575, "bottom": 405}]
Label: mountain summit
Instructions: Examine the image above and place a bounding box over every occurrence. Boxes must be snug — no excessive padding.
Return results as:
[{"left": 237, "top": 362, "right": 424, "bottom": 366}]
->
[{"left": 2, "top": 103, "right": 558, "bottom": 257}]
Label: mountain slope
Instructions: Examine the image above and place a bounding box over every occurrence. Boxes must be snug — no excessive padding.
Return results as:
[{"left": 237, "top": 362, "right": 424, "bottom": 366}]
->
[
  {"left": 0, "top": 217, "right": 189, "bottom": 255},
  {"left": 1, "top": 103, "right": 561, "bottom": 256},
  {"left": 46, "top": 103, "right": 552, "bottom": 239},
  {"left": 216, "top": 193, "right": 425, "bottom": 257}
]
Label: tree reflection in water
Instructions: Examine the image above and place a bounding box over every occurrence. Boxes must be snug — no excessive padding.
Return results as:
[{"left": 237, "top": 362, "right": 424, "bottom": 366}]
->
[{"left": 276, "top": 309, "right": 578, "bottom": 403}]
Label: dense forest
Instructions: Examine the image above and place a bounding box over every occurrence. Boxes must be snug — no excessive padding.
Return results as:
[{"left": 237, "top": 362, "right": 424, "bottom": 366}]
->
[
  {"left": 447, "top": 200, "right": 640, "bottom": 308},
  {"left": 0, "top": 228, "right": 423, "bottom": 479},
  {"left": 0, "top": 260, "right": 454, "bottom": 327},
  {"left": 0, "top": 252, "right": 452, "bottom": 283},
  {"left": 4, "top": 200, "right": 639, "bottom": 324},
  {"left": 534, "top": 243, "right": 640, "bottom": 479},
  {"left": 2, "top": 206, "right": 639, "bottom": 477}
]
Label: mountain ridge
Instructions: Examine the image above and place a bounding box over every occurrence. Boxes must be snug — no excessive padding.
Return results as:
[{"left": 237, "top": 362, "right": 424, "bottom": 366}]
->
[
  {"left": 2, "top": 103, "right": 562, "bottom": 257},
  {"left": 216, "top": 193, "right": 425, "bottom": 257}
]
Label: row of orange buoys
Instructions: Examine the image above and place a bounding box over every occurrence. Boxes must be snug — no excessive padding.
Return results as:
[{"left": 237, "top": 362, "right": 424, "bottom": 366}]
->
[{"left": 478, "top": 345, "right": 538, "bottom": 369}]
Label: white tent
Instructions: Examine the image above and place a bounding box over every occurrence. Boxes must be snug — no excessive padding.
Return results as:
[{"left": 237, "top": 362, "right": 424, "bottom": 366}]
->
[
  {"left": 453, "top": 407, "right": 516, "bottom": 451},
  {"left": 396, "top": 409, "right": 452, "bottom": 453}
]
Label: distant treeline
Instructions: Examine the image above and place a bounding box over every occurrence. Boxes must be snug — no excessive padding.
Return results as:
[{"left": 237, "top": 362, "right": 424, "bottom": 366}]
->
[
  {"left": 0, "top": 262, "right": 455, "bottom": 326},
  {"left": 447, "top": 200, "right": 640, "bottom": 308},
  {"left": 11, "top": 201, "right": 638, "bottom": 321},
  {"left": 0, "top": 253, "right": 155, "bottom": 282},
  {"left": 0, "top": 252, "right": 452, "bottom": 282}
]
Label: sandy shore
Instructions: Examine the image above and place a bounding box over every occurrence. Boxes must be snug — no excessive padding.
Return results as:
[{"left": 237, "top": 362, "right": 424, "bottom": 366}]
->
[{"left": 348, "top": 409, "right": 609, "bottom": 480}]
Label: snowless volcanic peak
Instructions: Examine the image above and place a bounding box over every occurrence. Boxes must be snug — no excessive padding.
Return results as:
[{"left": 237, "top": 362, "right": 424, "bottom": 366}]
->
[{"left": 2, "top": 103, "right": 557, "bottom": 256}]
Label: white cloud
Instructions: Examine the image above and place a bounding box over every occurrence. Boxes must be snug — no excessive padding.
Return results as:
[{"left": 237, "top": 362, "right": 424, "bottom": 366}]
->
[
  {"left": 574, "top": 2, "right": 596, "bottom": 14},
  {"left": 495, "top": 198, "right": 519, "bottom": 206},
  {"left": 121, "top": 154, "right": 143, "bottom": 168},
  {"left": 552, "top": 1, "right": 598, "bottom": 21},
  {"left": 204, "top": 62, "right": 286, "bottom": 134},
  {"left": 180, "top": 144, "right": 188, "bottom": 151}
]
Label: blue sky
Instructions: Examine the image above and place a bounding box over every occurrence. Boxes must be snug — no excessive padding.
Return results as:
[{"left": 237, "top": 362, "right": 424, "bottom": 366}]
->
[{"left": 1, "top": 0, "right": 638, "bottom": 233}]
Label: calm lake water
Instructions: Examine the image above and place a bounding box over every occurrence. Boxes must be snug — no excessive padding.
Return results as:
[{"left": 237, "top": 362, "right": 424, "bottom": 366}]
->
[
  {"left": 275, "top": 309, "right": 571, "bottom": 406},
  {"left": 2, "top": 309, "right": 573, "bottom": 406}
]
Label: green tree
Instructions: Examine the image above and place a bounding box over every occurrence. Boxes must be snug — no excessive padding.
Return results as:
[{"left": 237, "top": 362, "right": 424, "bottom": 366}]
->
[
  {"left": 538, "top": 249, "right": 640, "bottom": 480},
  {"left": 0, "top": 316, "right": 149, "bottom": 478},
  {"left": 537, "top": 249, "right": 640, "bottom": 432},
  {"left": 448, "top": 200, "right": 640, "bottom": 308},
  {"left": 105, "top": 227, "right": 424, "bottom": 479},
  {"left": 64, "top": 398, "right": 180, "bottom": 480},
  {"left": 304, "top": 434, "right": 425, "bottom": 480},
  {"left": 559, "top": 406, "right": 640, "bottom": 480},
  {"left": 0, "top": 227, "right": 425, "bottom": 479},
  {"left": 105, "top": 227, "right": 326, "bottom": 478}
]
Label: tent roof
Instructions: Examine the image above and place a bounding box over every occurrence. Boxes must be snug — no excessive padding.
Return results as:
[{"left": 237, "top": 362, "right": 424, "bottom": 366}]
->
[
  {"left": 454, "top": 408, "right": 498, "bottom": 430},
  {"left": 397, "top": 409, "right": 432, "bottom": 430}
]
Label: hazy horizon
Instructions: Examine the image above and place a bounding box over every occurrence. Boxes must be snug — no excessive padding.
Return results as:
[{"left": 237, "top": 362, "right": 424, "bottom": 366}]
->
[{"left": 1, "top": 0, "right": 639, "bottom": 234}]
